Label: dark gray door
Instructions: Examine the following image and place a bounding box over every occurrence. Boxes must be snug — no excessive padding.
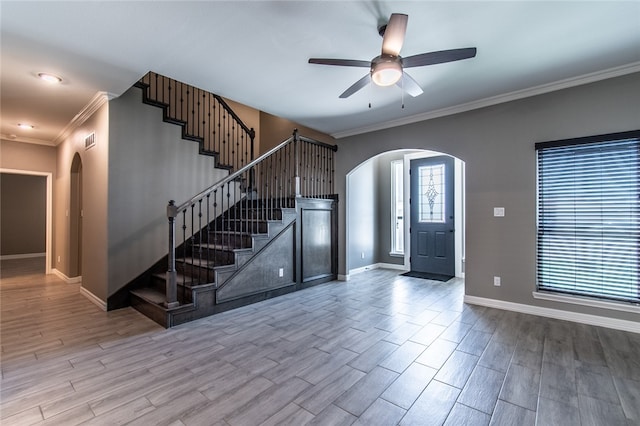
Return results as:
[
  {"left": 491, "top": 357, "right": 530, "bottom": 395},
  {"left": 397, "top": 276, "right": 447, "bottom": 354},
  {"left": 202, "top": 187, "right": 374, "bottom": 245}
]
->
[{"left": 410, "top": 156, "right": 455, "bottom": 276}]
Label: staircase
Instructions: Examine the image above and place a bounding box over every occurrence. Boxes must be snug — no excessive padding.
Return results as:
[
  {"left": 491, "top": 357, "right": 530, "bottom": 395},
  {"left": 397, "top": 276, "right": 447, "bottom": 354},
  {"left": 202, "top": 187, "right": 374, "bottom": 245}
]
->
[
  {"left": 134, "top": 71, "right": 255, "bottom": 171},
  {"left": 124, "top": 72, "right": 338, "bottom": 327},
  {"left": 130, "top": 200, "right": 299, "bottom": 327}
]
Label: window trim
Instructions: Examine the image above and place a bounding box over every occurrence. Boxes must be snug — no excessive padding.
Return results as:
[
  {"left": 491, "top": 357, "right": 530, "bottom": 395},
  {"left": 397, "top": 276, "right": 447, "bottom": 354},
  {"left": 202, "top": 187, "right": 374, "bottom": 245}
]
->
[
  {"left": 390, "top": 159, "right": 404, "bottom": 256},
  {"left": 532, "top": 291, "right": 640, "bottom": 314}
]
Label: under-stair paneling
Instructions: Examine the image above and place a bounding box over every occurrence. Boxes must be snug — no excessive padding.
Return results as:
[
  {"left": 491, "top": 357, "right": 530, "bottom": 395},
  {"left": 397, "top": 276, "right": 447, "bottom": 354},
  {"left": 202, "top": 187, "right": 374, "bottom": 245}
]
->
[
  {"left": 216, "top": 223, "right": 295, "bottom": 302},
  {"left": 299, "top": 197, "right": 338, "bottom": 285},
  {"left": 301, "top": 209, "right": 332, "bottom": 281}
]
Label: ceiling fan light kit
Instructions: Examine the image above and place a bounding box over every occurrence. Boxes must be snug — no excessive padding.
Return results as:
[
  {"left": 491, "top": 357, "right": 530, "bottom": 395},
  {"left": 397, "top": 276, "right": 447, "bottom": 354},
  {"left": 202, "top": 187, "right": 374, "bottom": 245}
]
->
[
  {"left": 371, "top": 55, "right": 403, "bottom": 86},
  {"left": 308, "top": 13, "right": 477, "bottom": 101}
]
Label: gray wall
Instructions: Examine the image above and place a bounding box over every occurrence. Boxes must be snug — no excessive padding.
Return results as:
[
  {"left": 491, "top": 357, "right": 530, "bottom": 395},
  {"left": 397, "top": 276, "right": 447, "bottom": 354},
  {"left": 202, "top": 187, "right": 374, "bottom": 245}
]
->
[
  {"left": 107, "top": 87, "right": 229, "bottom": 299},
  {"left": 54, "top": 101, "right": 109, "bottom": 299},
  {"left": 0, "top": 173, "right": 46, "bottom": 255},
  {"left": 347, "top": 159, "right": 376, "bottom": 269},
  {"left": 336, "top": 72, "right": 640, "bottom": 322},
  {"left": 346, "top": 150, "right": 425, "bottom": 271},
  {"left": 374, "top": 151, "right": 408, "bottom": 267}
]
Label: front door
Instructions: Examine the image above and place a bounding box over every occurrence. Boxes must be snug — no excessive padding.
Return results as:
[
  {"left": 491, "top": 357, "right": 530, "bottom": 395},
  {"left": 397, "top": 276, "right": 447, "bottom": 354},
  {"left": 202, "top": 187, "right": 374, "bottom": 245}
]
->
[{"left": 410, "top": 156, "right": 455, "bottom": 276}]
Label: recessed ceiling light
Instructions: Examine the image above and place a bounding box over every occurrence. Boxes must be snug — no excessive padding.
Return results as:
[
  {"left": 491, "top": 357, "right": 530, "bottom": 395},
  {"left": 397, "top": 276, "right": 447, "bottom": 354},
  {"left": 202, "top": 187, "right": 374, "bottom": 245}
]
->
[
  {"left": 18, "top": 123, "right": 34, "bottom": 129},
  {"left": 37, "top": 72, "right": 63, "bottom": 84}
]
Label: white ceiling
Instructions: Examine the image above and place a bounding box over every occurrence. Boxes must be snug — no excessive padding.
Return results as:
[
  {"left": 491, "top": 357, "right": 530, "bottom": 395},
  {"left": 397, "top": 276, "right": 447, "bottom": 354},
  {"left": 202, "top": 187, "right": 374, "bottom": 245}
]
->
[{"left": 2, "top": 1, "right": 639, "bottom": 145}]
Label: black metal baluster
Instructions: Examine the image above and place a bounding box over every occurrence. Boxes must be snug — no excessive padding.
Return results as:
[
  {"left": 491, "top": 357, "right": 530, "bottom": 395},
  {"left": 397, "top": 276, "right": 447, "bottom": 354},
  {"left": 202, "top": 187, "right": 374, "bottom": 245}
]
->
[
  {"left": 205, "top": 93, "right": 211, "bottom": 153},
  {"left": 226, "top": 182, "right": 232, "bottom": 255},
  {"left": 181, "top": 209, "right": 187, "bottom": 303},
  {"left": 213, "top": 189, "right": 218, "bottom": 268},
  {"left": 190, "top": 205, "right": 196, "bottom": 286},
  {"left": 198, "top": 199, "right": 203, "bottom": 285},
  {"left": 206, "top": 194, "right": 211, "bottom": 283}
]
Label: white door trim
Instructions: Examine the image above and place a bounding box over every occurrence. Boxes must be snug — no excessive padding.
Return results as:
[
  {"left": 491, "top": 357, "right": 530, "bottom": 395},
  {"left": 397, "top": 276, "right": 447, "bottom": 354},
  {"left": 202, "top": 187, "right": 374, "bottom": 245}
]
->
[{"left": 1, "top": 168, "right": 53, "bottom": 274}]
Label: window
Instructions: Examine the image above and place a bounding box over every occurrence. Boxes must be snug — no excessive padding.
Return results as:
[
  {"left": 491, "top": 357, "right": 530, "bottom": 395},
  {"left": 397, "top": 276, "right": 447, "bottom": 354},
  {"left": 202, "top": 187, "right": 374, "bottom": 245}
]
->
[
  {"left": 391, "top": 160, "right": 404, "bottom": 255},
  {"left": 536, "top": 130, "right": 639, "bottom": 304}
]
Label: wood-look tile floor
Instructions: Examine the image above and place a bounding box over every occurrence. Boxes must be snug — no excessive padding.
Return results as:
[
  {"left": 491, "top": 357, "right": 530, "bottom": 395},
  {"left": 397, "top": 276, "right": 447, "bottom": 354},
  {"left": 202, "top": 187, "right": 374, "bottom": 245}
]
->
[{"left": 1, "top": 258, "right": 639, "bottom": 425}]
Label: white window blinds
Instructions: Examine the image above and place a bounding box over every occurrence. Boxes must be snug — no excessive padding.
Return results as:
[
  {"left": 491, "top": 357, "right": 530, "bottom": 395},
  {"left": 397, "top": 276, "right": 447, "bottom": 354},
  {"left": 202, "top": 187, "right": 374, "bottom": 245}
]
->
[{"left": 536, "top": 131, "right": 640, "bottom": 304}]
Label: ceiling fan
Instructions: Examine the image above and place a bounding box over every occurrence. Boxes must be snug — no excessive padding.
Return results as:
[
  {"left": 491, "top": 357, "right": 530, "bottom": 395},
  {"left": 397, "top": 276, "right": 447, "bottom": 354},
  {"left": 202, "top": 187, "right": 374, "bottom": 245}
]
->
[{"left": 309, "top": 13, "right": 477, "bottom": 99}]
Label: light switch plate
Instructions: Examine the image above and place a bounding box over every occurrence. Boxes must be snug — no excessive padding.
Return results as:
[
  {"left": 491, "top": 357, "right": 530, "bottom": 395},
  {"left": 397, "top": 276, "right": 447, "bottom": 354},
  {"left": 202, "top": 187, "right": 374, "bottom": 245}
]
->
[{"left": 494, "top": 207, "right": 505, "bottom": 217}]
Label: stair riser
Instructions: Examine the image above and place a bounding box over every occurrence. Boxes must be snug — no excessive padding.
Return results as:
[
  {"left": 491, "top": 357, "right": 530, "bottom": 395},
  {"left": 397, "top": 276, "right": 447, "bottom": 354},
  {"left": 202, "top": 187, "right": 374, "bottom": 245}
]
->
[
  {"left": 227, "top": 211, "right": 282, "bottom": 221},
  {"left": 151, "top": 275, "right": 194, "bottom": 304},
  {"left": 222, "top": 221, "right": 268, "bottom": 234},
  {"left": 176, "top": 262, "right": 215, "bottom": 282},
  {"left": 239, "top": 199, "right": 295, "bottom": 209},
  {"left": 209, "top": 233, "right": 252, "bottom": 248},
  {"left": 190, "top": 248, "right": 236, "bottom": 264}
]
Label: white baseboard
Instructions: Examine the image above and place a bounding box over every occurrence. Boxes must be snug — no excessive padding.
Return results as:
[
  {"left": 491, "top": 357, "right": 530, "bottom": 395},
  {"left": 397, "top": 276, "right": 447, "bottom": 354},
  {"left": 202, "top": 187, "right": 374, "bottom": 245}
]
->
[
  {"left": 51, "top": 268, "right": 82, "bottom": 284},
  {"left": 1, "top": 252, "right": 45, "bottom": 260},
  {"left": 80, "top": 286, "right": 107, "bottom": 311},
  {"left": 464, "top": 295, "right": 640, "bottom": 334},
  {"left": 378, "top": 262, "right": 409, "bottom": 271},
  {"left": 341, "top": 262, "right": 409, "bottom": 281}
]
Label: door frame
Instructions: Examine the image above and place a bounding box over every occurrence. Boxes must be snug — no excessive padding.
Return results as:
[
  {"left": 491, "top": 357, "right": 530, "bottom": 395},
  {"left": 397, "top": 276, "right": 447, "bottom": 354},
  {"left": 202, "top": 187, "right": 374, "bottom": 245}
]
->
[
  {"left": 0, "top": 168, "right": 53, "bottom": 274},
  {"left": 403, "top": 152, "right": 465, "bottom": 278}
]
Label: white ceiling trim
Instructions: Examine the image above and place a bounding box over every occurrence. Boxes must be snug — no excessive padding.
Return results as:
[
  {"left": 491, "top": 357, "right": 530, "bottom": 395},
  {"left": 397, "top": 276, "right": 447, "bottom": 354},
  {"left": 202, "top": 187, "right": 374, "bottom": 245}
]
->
[
  {"left": 53, "top": 91, "right": 117, "bottom": 146},
  {"left": 332, "top": 62, "right": 640, "bottom": 139},
  {"left": 0, "top": 134, "right": 57, "bottom": 146}
]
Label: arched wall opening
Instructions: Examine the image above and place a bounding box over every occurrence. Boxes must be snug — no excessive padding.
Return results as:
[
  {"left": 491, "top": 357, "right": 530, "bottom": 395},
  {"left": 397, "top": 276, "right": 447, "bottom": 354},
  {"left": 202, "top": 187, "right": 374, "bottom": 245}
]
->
[{"left": 344, "top": 148, "right": 465, "bottom": 279}]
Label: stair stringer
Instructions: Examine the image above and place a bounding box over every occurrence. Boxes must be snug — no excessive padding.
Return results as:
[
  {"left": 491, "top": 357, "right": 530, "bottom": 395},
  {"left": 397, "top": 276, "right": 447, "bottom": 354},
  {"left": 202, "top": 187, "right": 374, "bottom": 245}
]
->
[{"left": 133, "top": 80, "right": 230, "bottom": 170}]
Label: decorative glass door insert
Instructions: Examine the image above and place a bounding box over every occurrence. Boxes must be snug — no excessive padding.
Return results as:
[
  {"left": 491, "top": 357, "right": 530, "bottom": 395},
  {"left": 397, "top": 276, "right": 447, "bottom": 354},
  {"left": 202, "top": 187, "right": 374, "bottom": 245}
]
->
[{"left": 418, "top": 164, "right": 445, "bottom": 223}]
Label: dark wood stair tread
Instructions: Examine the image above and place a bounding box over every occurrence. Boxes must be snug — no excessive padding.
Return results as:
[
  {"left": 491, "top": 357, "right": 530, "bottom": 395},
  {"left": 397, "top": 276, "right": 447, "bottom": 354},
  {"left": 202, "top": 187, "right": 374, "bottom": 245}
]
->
[
  {"left": 192, "top": 243, "right": 246, "bottom": 252},
  {"left": 131, "top": 287, "right": 167, "bottom": 305},
  {"left": 151, "top": 271, "right": 200, "bottom": 286}
]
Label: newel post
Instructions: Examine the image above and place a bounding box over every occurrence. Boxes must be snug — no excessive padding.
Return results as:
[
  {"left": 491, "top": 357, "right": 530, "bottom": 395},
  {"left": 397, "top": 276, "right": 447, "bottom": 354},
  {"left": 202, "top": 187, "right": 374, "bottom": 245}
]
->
[
  {"left": 293, "top": 129, "right": 301, "bottom": 197},
  {"left": 165, "top": 200, "right": 179, "bottom": 308}
]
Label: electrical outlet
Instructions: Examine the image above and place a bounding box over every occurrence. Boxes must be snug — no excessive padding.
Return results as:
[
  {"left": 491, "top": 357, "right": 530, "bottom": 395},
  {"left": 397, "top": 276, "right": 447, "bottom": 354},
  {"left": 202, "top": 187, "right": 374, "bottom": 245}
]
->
[
  {"left": 278, "top": 268, "right": 284, "bottom": 278},
  {"left": 493, "top": 276, "right": 501, "bottom": 286},
  {"left": 57, "top": 256, "right": 61, "bottom": 263},
  {"left": 361, "top": 252, "right": 365, "bottom": 259},
  {"left": 494, "top": 207, "right": 505, "bottom": 217}
]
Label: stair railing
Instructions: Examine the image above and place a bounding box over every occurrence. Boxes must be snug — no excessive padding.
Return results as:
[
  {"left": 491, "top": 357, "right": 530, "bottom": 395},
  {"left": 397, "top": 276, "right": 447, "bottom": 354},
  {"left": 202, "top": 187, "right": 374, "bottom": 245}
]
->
[
  {"left": 136, "top": 71, "right": 255, "bottom": 172},
  {"left": 164, "top": 130, "right": 337, "bottom": 307}
]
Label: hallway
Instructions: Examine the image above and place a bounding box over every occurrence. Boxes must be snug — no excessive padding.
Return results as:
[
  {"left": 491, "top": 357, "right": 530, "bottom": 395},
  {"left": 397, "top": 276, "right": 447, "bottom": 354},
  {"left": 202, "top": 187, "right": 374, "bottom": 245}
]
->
[{"left": 1, "top": 259, "right": 638, "bottom": 425}]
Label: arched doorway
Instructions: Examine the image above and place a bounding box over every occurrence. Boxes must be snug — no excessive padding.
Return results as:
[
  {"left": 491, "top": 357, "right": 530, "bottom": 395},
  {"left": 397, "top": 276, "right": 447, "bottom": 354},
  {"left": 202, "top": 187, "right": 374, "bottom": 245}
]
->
[
  {"left": 69, "top": 154, "right": 83, "bottom": 278},
  {"left": 345, "top": 149, "right": 465, "bottom": 279}
]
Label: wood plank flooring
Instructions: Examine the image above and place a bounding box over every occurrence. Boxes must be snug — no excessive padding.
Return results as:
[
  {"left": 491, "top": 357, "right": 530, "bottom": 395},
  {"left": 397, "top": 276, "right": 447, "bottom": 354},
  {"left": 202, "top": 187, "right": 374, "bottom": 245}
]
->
[{"left": 2, "top": 257, "right": 639, "bottom": 425}]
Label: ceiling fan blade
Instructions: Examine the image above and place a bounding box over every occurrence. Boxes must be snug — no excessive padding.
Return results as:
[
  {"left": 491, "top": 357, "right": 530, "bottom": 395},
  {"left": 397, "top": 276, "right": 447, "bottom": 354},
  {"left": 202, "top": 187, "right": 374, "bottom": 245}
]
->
[
  {"left": 402, "top": 47, "right": 477, "bottom": 68},
  {"left": 309, "top": 58, "right": 371, "bottom": 67},
  {"left": 396, "top": 72, "right": 423, "bottom": 97},
  {"left": 381, "top": 13, "right": 408, "bottom": 56},
  {"left": 339, "top": 74, "right": 371, "bottom": 98}
]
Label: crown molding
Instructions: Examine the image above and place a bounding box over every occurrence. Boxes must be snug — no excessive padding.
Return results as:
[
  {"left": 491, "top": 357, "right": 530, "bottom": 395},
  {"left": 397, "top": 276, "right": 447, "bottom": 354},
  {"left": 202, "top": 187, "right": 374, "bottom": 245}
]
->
[
  {"left": 52, "top": 91, "right": 116, "bottom": 146},
  {"left": 332, "top": 62, "right": 640, "bottom": 139},
  {"left": 0, "top": 134, "right": 57, "bottom": 146}
]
